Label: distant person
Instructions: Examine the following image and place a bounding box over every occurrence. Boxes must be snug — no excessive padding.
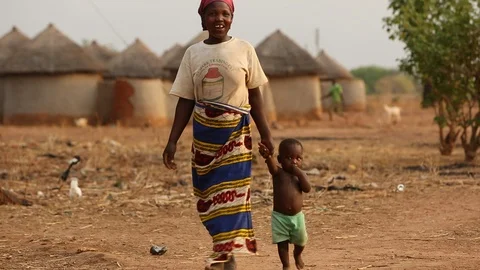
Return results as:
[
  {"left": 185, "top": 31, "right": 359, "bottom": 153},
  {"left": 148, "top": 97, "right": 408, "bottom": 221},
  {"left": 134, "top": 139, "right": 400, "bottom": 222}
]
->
[
  {"left": 322, "top": 79, "right": 346, "bottom": 121},
  {"left": 258, "top": 138, "right": 311, "bottom": 270},
  {"left": 162, "top": 0, "right": 274, "bottom": 269}
]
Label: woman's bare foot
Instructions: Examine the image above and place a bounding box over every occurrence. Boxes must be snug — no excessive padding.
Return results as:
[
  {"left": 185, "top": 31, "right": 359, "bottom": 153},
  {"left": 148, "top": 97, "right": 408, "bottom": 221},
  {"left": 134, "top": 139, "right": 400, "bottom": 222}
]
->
[
  {"left": 294, "top": 254, "right": 304, "bottom": 269},
  {"left": 282, "top": 267, "right": 290, "bottom": 270},
  {"left": 224, "top": 256, "right": 236, "bottom": 270},
  {"left": 205, "top": 262, "right": 224, "bottom": 270}
]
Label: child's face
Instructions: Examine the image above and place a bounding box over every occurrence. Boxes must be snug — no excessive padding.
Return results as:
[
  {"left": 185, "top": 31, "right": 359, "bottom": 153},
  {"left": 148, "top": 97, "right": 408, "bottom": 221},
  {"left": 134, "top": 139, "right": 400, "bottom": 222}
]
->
[{"left": 278, "top": 144, "right": 303, "bottom": 173}]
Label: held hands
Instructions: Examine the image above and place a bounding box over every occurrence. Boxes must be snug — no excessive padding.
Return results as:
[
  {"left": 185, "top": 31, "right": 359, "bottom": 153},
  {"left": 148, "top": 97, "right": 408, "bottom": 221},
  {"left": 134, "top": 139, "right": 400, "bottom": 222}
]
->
[
  {"left": 162, "top": 141, "right": 177, "bottom": 170},
  {"left": 260, "top": 137, "right": 274, "bottom": 156},
  {"left": 258, "top": 142, "right": 273, "bottom": 159}
]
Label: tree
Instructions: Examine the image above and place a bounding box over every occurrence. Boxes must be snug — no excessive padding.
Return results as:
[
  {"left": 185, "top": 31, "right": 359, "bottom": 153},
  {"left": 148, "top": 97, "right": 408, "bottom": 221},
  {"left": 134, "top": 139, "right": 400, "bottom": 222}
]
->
[
  {"left": 374, "top": 73, "right": 418, "bottom": 95},
  {"left": 384, "top": 0, "right": 480, "bottom": 161},
  {"left": 350, "top": 66, "right": 397, "bottom": 94}
]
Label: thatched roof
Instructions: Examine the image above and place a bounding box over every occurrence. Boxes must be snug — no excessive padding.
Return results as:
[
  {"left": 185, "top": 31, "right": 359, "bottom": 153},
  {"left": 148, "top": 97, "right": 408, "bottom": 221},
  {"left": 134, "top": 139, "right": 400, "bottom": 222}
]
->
[
  {"left": 255, "top": 30, "right": 324, "bottom": 77},
  {"left": 160, "top": 43, "right": 182, "bottom": 67},
  {"left": 315, "top": 50, "right": 353, "bottom": 80},
  {"left": 0, "top": 26, "right": 30, "bottom": 63},
  {"left": 0, "top": 24, "right": 104, "bottom": 75},
  {"left": 84, "top": 40, "right": 118, "bottom": 64},
  {"left": 106, "top": 38, "right": 166, "bottom": 79},
  {"left": 163, "top": 31, "right": 209, "bottom": 71}
]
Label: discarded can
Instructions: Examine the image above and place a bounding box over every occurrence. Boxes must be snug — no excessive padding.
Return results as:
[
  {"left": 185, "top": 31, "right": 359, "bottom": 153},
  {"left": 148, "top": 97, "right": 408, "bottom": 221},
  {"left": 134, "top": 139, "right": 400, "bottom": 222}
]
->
[
  {"left": 150, "top": 245, "right": 167, "bottom": 256},
  {"left": 397, "top": 184, "right": 405, "bottom": 192}
]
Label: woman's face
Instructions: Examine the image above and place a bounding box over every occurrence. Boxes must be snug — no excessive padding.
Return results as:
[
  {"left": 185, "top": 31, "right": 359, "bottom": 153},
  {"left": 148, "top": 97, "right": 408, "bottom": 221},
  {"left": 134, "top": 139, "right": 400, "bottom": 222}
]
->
[{"left": 203, "top": 2, "right": 233, "bottom": 41}]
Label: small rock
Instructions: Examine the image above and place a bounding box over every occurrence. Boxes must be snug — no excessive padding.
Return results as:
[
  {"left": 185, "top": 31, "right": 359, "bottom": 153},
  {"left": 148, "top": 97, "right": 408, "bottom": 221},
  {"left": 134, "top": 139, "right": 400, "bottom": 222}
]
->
[
  {"left": 150, "top": 245, "right": 167, "bottom": 256},
  {"left": 66, "top": 140, "right": 76, "bottom": 147},
  {"left": 305, "top": 168, "right": 321, "bottom": 176},
  {"left": 37, "top": 191, "right": 45, "bottom": 199},
  {"left": 369, "top": 182, "right": 379, "bottom": 189}
]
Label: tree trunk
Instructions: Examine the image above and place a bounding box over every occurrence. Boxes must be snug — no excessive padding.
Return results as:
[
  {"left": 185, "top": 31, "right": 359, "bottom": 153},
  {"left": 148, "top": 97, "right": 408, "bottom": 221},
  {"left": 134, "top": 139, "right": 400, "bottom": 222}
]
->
[
  {"left": 461, "top": 125, "right": 480, "bottom": 162},
  {"left": 463, "top": 146, "right": 477, "bottom": 162},
  {"left": 439, "top": 126, "right": 459, "bottom": 156}
]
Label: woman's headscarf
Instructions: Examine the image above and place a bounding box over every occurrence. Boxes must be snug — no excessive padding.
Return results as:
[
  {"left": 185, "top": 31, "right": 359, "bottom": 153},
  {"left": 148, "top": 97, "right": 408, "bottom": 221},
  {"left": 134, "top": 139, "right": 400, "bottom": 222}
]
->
[{"left": 198, "top": 0, "right": 234, "bottom": 30}]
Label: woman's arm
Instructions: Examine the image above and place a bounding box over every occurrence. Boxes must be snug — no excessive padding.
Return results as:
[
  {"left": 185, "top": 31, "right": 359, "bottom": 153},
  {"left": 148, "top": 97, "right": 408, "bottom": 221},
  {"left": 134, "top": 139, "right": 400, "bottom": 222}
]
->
[
  {"left": 163, "top": 98, "right": 195, "bottom": 169},
  {"left": 249, "top": 87, "right": 274, "bottom": 153}
]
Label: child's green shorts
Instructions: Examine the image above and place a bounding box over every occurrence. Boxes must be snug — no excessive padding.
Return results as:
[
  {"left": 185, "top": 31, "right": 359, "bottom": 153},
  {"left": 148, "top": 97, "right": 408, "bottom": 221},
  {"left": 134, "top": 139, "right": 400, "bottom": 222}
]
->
[{"left": 271, "top": 210, "right": 308, "bottom": 246}]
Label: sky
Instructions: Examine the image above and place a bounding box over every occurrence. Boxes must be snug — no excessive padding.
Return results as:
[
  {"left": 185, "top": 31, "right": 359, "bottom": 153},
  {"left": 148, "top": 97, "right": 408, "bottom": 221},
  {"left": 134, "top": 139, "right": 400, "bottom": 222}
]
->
[{"left": 0, "top": 0, "right": 406, "bottom": 70}]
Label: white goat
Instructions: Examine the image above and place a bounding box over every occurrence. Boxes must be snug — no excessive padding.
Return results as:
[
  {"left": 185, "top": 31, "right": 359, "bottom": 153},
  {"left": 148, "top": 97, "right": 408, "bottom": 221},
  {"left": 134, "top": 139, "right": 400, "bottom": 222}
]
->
[
  {"left": 384, "top": 104, "right": 401, "bottom": 124},
  {"left": 75, "top": 118, "right": 88, "bottom": 127}
]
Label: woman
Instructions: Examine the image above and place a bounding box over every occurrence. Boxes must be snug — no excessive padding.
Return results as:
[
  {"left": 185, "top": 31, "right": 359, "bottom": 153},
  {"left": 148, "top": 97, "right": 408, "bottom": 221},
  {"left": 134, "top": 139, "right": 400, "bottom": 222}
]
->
[{"left": 162, "top": 0, "right": 274, "bottom": 269}]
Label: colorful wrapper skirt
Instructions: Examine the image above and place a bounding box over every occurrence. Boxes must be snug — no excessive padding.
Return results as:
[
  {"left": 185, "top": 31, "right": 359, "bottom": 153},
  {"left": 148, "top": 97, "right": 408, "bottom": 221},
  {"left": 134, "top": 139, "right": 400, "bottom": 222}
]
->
[{"left": 192, "top": 101, "right": 257, "bottom": 267}]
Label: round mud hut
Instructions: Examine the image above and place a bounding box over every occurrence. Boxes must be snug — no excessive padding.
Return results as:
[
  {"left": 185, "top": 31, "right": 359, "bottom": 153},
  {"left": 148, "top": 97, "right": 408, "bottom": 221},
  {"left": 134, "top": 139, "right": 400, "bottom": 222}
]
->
[
  {"left": 256, "top": 30, "right": 324, "bottom": 121},
  {"left": 163, "top": 31, "right": 209, "bottom": 78},
  {"left": 0, "top": 26, "right": 30, "bottom": 64},
  {"left": 259, "top": 82, "right": 277, "bottom": 123},
  {"left": 316, "top": 50, "right": 366, "bottom": 112},
  {"left": 84, "top": 40, "right": 118, "bottom": 66},
  {"left": 159, "top": 43, "right": 184, "bottom": 122},
  {"left": 0, "top": 23, "right": 104, "bottom": 125},
  {"left": 0, "top": 26, "right": 30, "bottom": 124},
  {"left": 100, "top": 38, "right": 168, "bottom": 127}
]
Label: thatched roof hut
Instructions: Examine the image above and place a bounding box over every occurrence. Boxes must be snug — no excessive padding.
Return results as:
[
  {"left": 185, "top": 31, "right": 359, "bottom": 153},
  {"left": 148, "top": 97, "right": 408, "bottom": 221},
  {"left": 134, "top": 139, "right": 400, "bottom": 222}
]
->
[
  {"left": 256, "top": 30, "right": 324, "bottom": 77},
  {"left": 98, "top": 38, "right": 168, "bottom": 127},
  {"left": 106, "top": 38, "right": 165, "bottom": 79},
  {"left": 0, "top": 24, "right": 104, "bottom": 125},
  {"left": 160, "top": 43, "right": 182, "bottom": 66},
  {"left": 0, "top": 23, "right": 104, "bottom": 74},
  {"left": 255, "top": 30, "right": 323, "bottom": 120},
  {"left": 84, "top": 40, "right": 118, "bottom": 65},
  {"left": 315, "top": 50, "right": 353, "bottom": 81},
  {"left": 163, "top": 31, "right": 208, "bottom": 72},
  {"left": 316, "top": 50, "right": 366, "bottom": 112},
  {"left": 0, "top": 26, "right": 30, "bottom": 64}
]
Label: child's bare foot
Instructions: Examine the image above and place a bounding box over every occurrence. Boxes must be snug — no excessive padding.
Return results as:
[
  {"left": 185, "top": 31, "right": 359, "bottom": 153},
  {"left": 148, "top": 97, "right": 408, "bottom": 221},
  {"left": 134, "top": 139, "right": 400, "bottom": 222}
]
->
[{"left": 294, "top": 254, "right": 305, "bottom": 269}]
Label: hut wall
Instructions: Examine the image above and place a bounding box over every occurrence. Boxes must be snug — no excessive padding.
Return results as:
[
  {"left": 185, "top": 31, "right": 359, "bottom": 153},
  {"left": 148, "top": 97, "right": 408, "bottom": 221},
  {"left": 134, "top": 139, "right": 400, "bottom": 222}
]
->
[
  {"left": 259, "top": 82, "right": 277, "bottom": 123},
  {"left": 110, "top": 78, "right": 168, "bottom": 127},
  {"left": 96, "top": 79, "right": 115, "bottom": 124},
  {"left": 321, "top": 79, "right": 366, "bottom": 112},
  {"left": 3, "top": 74, "right": 101, "bottom": 125},
  {"left": 269, "top": 75, "right": 322, "bottom": 120}
]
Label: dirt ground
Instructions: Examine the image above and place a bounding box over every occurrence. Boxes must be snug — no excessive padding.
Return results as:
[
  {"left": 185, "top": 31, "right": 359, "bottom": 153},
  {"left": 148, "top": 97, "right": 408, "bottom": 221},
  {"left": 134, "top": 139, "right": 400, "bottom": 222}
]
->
[{"left": 1, "top": 96, "right": 479, "bottom": 270}]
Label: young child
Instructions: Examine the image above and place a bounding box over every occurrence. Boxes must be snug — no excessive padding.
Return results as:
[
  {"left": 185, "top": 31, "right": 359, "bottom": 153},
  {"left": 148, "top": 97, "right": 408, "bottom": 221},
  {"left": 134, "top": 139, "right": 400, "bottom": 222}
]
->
[{"left": 258, "top": 138, "right": 311, "bottom": 270}]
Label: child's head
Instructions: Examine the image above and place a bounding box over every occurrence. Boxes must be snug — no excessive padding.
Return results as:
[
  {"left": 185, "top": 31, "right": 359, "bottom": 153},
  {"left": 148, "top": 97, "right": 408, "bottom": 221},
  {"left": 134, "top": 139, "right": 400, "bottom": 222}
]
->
[{"left": 278, "top": 138, "right": 304, "bottom": 172}]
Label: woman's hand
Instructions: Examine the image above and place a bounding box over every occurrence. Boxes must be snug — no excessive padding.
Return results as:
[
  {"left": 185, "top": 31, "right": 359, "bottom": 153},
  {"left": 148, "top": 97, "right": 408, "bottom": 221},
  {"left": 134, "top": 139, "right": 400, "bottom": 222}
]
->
[
  {"left": 260, "top": 137, "right": 275, "bottom": 156},
  {"left": 258, "top": 142, "right": 272, "bottom": 158},
  {"left": 163, "top": 141, "right": 177, "bottom": 170}
]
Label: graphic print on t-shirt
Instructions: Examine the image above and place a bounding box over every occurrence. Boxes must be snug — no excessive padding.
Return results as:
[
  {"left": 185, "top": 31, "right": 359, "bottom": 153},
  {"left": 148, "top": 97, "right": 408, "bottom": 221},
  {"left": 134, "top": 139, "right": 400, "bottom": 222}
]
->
[{"left": 202, "top": 66, "right": 224, "bottom": 101}]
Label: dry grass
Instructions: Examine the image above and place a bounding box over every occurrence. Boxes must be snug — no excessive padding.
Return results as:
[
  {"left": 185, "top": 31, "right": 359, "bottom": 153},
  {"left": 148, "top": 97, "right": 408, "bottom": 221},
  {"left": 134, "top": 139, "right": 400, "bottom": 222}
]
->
[{"left": 0, "top": 95, "right": 479, "bottom": 269}]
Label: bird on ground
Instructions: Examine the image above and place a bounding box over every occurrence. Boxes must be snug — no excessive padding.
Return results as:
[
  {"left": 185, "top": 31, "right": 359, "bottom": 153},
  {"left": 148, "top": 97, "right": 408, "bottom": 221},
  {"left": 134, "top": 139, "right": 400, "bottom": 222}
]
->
[{"left": 60, "top": 155, "right": 81, "bottom": 182}]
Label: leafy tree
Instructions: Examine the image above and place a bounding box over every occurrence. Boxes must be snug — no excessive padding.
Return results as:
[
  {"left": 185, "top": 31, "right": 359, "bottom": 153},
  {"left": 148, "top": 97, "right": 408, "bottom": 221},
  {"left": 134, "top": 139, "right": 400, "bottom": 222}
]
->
[
  {"left": 384, "top": 0, "right": 480, "bottom": 161},
  {"left": 351, "top": 66, "right": 397, "bottom": 94},
  {"left": 375, "top": 73, "right": 418, "bottom": 94}
]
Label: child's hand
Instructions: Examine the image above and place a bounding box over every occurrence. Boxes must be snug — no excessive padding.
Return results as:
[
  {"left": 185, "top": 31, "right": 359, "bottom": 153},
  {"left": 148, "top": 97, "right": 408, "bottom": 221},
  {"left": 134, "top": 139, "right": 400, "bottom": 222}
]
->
[
  {"left": 292, "top": 164, "right": 303, "bottom": 176},
  {"left": 258, "top": 142, "right": 272, "bottom": 159}
]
